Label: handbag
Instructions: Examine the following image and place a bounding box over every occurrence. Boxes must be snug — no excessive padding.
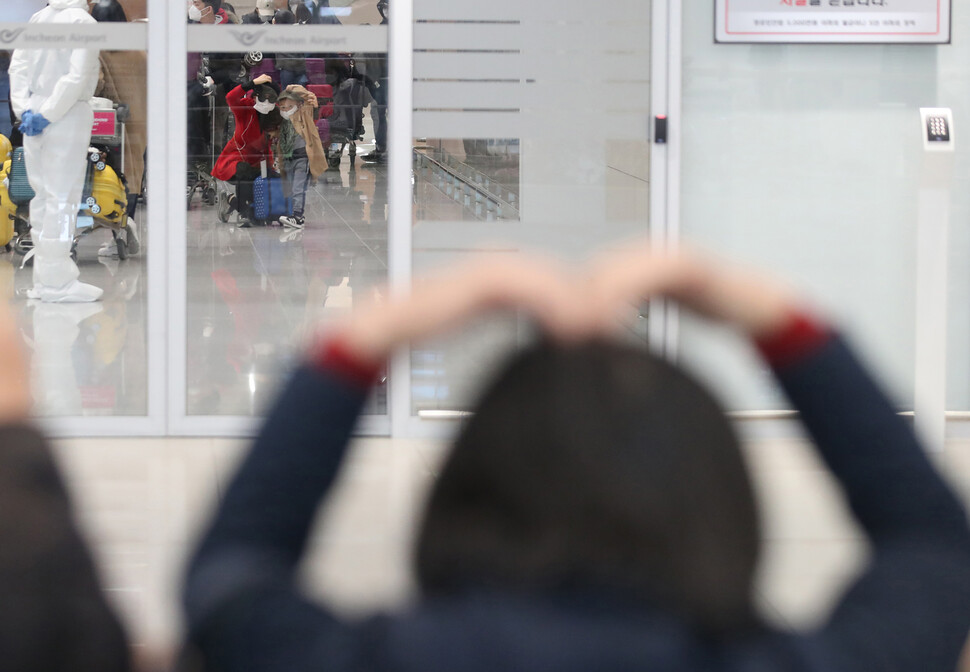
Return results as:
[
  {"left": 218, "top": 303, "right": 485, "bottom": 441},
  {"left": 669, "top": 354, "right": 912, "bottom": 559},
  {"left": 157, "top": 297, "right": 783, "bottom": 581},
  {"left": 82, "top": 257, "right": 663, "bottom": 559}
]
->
[{"left": 8, "top": 147, "right": 35, "bottom": 206}]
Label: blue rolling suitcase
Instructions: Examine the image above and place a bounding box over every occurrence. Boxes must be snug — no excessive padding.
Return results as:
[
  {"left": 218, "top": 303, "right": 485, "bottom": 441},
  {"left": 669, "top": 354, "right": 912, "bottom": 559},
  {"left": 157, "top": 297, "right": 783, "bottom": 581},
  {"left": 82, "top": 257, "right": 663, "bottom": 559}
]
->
[{"left": 253, "top": 175, "right": 293, "bottom": 221}]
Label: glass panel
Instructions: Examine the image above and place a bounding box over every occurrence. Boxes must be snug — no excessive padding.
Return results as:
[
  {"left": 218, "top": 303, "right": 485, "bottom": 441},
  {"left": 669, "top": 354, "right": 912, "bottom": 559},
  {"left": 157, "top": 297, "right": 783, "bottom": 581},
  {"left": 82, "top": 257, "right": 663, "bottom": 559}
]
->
[
  {"left": 1, "top": 1, "right": 49, "bottom": 23},
  {"left": 678, "top": 3, "right": 923, "bottom": 412},
  {"left": 3, "top": 3, "right": 149, "bottom": 417},
  {"left": 944, "top": 10, "right": 970, "bottom": 411},
  {"left": 414, "top": 139, "right": 520, "bottom": 222},
  {"left": 411, "top": 0, "right": 652, "bottom": 416},
  {"left": 184, "top": 10, "right": 389, "bottom": 416}
]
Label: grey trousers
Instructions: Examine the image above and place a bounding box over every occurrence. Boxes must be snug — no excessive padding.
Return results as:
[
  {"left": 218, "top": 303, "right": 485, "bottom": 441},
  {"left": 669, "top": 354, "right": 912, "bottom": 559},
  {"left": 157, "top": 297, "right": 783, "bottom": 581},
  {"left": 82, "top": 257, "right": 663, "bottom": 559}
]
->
[{"left": 283, "top": 154, "right": 310, "bottom": 218}]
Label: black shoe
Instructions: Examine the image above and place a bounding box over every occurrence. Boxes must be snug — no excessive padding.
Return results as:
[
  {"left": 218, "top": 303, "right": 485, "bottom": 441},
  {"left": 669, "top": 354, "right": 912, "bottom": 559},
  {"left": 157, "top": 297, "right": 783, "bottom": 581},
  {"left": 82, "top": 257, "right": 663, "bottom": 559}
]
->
[
  {"left": 361, "top": 150, "right": 386, "bottom": 164},
  {"left": 280, "top": 215, "right": 305, "bottom": 230}
]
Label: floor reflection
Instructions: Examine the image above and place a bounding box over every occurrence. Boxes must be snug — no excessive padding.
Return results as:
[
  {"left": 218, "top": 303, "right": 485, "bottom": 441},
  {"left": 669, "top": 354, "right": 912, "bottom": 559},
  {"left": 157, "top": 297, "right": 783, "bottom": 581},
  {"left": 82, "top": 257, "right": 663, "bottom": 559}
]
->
[
  {"left": 5, "top": 140, "right": 525, "bottom": 420},
  {"left": 9, "top": 219, "right": 147, "bottom": 417},
  {"left": 186, "top": 160, "right": 388, "bottom": 416}
]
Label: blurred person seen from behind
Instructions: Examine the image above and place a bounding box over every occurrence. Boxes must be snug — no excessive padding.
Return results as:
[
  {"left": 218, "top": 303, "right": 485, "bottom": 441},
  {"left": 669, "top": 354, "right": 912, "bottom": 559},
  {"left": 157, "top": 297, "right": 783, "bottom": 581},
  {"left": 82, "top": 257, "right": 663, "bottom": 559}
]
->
[
  {"left": 0, "top": 305, "right": 132, "bottom": 672},
  {"left": 182, "top": 246, "right": 970, "bottom": 672}
]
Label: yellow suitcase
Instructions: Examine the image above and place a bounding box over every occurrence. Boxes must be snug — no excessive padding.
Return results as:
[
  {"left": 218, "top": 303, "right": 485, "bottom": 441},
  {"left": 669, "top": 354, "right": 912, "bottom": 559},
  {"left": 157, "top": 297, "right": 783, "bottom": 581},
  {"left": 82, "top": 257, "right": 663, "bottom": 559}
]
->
[
  {"left": 0, "top": 135, "right": 12, "bottom": 165},
  {"left": 84, "top": 157, "right": 128, "bottom": 227}
]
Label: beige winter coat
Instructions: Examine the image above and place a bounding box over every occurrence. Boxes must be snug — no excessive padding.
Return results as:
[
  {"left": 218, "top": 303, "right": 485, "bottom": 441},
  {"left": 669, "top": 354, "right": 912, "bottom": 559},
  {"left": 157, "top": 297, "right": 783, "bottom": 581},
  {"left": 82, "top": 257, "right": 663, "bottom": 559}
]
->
[{"left": 283, "top": 85, "right": 328, "bottom": 178}]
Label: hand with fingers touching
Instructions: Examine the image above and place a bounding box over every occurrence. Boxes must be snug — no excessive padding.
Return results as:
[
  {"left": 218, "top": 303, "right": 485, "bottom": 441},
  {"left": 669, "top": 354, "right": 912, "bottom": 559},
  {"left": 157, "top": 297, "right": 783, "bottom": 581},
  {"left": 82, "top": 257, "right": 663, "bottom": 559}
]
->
[
  {"left": 586, "top": 245, "right": 804, "bottom": 338},
  {"left": 321, "top": 245, "right": 811, "bottom": 369},
  {"left": 327, "top": 256, "right": 603, "bottom": 368},
  {"left": 252, "top": 74, "right": 273, "bottom": 86}
]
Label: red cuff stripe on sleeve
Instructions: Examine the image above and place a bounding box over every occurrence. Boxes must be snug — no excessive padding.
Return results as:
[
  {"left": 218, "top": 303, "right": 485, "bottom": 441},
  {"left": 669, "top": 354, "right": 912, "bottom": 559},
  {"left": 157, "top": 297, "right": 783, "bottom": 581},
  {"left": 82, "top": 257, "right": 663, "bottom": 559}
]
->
[
  {"left": 312, "top": 338, "right": 382, "bottom": 389},
  {"left": 755, "top": 312, "right": 832, "bottom": 369}
]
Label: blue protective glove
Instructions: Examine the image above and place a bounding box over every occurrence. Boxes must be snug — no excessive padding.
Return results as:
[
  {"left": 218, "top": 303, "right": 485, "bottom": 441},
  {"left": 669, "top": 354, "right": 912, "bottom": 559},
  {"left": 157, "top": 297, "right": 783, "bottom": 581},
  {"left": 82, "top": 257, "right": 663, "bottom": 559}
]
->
[{"left": 20, "top": 111, "right": 51, "bottom": 137}]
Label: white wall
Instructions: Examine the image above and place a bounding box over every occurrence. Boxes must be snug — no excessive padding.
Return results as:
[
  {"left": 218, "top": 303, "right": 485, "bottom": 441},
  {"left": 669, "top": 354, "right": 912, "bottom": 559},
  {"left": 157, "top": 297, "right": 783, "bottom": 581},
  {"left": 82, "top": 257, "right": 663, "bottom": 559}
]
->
[
  {"left": 943, "top": 2, "right": 970, "bottom": 410},
  {"left": 679, "top": 1, "right": 942, "bottom": 412}
]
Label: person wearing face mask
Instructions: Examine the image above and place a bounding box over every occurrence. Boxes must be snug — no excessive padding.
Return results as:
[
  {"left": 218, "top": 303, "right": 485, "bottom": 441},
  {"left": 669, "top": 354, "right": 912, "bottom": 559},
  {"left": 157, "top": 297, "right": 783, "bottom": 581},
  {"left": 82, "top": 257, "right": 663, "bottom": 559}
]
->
[
  {"left": 213, "top": 74, "right": 282, "bottom": 227},
  {"left": 188, "top": 0, "right": 231, "bottom": 24},
  {"left": 274, "top": 87, "right": 327, "bottom": 230},
  {"left": 241, "top": 0, "right": 277, "bottom": 25}
]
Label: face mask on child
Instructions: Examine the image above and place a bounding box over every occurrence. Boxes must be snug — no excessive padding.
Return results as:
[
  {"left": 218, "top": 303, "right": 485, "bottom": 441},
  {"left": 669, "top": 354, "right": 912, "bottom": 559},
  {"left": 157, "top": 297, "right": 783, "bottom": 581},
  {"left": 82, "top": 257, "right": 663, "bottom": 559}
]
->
[
  {"left": 254, "top": 99, "right": 276, "bottom": 115},
  {"left": 280, "top": 107, "right": 298, "bottom": 120},
  {"left": 188, "top": 3, "right": 203, "bottom": 21}
]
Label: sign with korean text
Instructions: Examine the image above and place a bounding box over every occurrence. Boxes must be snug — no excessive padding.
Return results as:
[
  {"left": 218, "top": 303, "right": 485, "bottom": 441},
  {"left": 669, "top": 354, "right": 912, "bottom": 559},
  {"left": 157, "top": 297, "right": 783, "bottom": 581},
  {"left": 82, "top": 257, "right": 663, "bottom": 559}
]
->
[
  {"left": 91, "top": 111, "right": 117, "bottom": 138},
  {"left": 716, "top": 0, "right": 951, "bottom": 44}
]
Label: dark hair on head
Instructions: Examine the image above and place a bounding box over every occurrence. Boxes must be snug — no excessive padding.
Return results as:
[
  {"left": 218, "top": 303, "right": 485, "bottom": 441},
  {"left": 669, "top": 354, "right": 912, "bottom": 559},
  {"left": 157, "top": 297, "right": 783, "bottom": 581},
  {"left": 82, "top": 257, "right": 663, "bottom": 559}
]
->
[
  {"left": 0, "top": 437, "right": 131, "bottom": 672},
  {"left": 203, "top": 0, "right": 223, "bottom": 10},
  {"left": 90, "top": 0, "right": 128, "bottom": 22},
  {"left": 254, "top": 82, "right": 280, "bottom": 103},
  {"left": 415, "top": 341, "right": 761, "bottom": 634},
  {"left": 274, "top": 9, "right": 296, "bottom": 24}
]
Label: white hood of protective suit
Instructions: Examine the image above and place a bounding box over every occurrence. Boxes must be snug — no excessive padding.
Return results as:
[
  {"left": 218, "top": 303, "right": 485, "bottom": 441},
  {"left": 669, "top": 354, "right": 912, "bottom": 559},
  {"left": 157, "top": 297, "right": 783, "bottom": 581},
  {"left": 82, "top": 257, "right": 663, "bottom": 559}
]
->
[{"left": 7, "top": 0, "right": 100, "bottom": 123}]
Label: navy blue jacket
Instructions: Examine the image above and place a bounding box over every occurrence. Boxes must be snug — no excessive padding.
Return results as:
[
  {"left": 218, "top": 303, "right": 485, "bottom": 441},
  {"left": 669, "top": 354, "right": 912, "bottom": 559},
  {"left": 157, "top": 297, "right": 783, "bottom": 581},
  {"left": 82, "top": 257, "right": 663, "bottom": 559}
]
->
[{"left": 184, "top": 336, "right": 970, "bottom": 672}]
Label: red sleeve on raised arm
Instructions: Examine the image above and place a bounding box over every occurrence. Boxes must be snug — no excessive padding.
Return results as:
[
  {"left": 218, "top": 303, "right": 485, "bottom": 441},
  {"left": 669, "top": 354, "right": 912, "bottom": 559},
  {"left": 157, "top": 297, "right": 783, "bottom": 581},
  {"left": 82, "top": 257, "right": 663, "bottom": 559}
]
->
[
  {"left": 311, "top": 338, "right": 382, "bottom": 390},
  {"left": 755, "top": 311, "right": 832, "bottom": 369}
]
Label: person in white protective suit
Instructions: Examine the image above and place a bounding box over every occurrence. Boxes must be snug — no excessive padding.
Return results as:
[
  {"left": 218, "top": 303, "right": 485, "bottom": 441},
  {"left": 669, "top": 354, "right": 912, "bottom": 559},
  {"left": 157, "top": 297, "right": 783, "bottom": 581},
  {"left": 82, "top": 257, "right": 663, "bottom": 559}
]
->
[{"left": 8, "top": 0, "right": 104, "bottom": 303}]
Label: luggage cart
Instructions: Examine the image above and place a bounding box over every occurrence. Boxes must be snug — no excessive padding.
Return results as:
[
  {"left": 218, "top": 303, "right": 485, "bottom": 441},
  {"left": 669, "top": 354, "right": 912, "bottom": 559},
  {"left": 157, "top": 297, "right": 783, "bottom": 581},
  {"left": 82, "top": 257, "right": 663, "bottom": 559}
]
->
[
  {"left": 12, "top": 98, "right": 139, "bottom": 262},
  {"left": 187, "top": 62, "right": 219, "bottom": 208}
]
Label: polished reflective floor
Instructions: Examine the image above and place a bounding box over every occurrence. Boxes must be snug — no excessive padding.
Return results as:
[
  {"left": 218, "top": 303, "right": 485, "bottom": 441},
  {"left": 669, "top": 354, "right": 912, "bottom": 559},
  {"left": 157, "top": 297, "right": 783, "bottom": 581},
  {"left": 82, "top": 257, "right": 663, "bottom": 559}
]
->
[
  {"left": 186, "top": 152, "right": 389, "bottom": 417},
  {"left": 10, "top": 217, "right": 148, "bottom": 417},
  {"left": 6, "top": 136, "right": 532, "bottom": 419},
  {"left": 54, "top": 433, "right": 970, "bottom": 667}
]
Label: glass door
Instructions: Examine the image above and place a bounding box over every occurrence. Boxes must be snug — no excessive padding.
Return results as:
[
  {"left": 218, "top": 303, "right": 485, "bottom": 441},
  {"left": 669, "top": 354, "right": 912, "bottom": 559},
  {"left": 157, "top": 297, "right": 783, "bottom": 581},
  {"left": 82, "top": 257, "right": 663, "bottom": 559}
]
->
[
  {"left": 400, "top": 0, "right": 656, "bottom": 434},
  {"left": 1, "top": 0, "right": 166, "bottom": 435},
  {"left": 171, "top": 1, "right": 391, "bottom": 435}
]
